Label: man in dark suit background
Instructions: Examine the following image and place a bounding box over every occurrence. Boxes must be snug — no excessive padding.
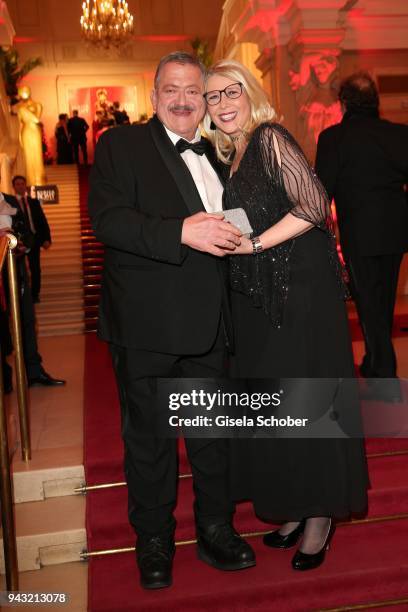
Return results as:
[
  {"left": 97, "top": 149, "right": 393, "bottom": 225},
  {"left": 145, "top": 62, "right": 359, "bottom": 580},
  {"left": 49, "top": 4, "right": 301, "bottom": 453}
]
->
[
  {"left": 112, "top": 101, "right": 130, "bottom": 125},
  {"left": 68, "top": 109, "right": 89, "bottom": 165},
  {"left": 316, "top": 72, "right": 408, "bottom": 397},
  {"left": 12, "top": 175, "right": 51, "bottom": 303},
  {"left": 88, "top": 51, "right": 255, "bottom": 590}
]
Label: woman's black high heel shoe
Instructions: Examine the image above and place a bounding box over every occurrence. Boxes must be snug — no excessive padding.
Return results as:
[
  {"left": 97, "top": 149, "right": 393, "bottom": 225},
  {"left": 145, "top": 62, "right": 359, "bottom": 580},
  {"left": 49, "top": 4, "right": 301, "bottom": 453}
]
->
[
  {"left": 291, "top": 520, "right": 334, "bottom": 571},
  {"left": 263, "top": 519, "right": 306, "bottom": 549}
]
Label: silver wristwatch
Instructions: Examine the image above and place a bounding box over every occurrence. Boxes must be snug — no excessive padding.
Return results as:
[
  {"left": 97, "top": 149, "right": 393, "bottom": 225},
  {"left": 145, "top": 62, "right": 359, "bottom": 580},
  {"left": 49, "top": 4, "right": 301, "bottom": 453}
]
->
[{"left": 250, "top": 236, "right": 263, "bottom": 255}]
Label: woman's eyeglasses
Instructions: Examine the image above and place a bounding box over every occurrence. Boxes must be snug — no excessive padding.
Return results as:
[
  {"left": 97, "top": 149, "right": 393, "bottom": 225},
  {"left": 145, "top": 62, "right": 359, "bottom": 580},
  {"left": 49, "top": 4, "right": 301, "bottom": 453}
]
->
[{"left": 203, "top": 82, "right": 243, "bottom": 106}]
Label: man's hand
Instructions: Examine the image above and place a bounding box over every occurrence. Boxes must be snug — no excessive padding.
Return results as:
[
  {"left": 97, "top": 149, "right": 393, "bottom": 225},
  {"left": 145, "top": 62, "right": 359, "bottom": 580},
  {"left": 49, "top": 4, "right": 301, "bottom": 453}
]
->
[
  {"left": 42, "top": 241, "right": 51, "bottom": 250},
  {"left": 181, "top": 212, "right": 242, "bottom": 257},
  {"left": 15, "top": 240, "right": 27, "bottom": 257}
]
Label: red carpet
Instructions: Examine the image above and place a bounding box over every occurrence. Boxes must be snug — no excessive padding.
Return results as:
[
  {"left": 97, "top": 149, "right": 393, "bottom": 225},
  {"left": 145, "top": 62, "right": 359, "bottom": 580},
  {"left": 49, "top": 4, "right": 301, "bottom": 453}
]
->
[
  {"left": 82, "top": 161, "right": 408, "bottom": 611},
  {"left": 84, "top": 335, "right": 408, "bottom": 611}
]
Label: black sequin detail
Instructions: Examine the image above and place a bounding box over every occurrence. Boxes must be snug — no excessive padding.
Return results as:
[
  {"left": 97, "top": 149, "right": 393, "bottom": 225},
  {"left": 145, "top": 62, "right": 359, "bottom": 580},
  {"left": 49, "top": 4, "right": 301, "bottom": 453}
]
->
[{"left": 224, "top": 122, "right": 347, "bottom": 328}]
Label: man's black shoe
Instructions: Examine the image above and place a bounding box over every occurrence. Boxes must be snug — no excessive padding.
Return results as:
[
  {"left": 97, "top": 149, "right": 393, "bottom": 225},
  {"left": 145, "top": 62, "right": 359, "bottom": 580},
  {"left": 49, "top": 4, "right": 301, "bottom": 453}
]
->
[
  {"left": 197, "top": 523, "right": 256, "bottom": 571},
  {"left": 136, "top": 534, "right": 175, "bottom": 590},
  {"left": 28, "top": 371, "right": 66, "bottom": 387}
]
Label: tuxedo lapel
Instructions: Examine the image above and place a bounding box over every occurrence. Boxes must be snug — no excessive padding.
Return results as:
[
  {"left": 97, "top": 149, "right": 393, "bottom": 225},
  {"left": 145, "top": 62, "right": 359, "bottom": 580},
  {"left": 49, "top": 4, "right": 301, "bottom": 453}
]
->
[{"left": 149, "top": 115, "right": 205, "bottom": 215}]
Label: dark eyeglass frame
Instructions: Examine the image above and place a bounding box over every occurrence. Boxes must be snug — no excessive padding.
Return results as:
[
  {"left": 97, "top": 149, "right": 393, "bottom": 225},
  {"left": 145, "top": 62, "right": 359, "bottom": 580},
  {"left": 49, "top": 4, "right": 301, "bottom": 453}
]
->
[{"left": 203, "top": 82, "right": 243, "bottom": 106}]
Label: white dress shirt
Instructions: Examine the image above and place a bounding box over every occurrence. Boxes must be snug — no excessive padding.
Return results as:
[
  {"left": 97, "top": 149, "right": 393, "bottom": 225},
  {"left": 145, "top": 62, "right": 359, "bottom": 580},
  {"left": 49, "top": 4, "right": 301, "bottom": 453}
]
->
[{"left": 164, "top": 126, "right": 224, "bottom": 213}]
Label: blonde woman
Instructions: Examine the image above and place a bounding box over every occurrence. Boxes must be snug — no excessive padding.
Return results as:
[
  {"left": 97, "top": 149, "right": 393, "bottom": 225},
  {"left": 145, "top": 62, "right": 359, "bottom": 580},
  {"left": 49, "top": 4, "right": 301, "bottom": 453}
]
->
[{"left": 203, "top": 60, "right": 368, "bottom": 571}]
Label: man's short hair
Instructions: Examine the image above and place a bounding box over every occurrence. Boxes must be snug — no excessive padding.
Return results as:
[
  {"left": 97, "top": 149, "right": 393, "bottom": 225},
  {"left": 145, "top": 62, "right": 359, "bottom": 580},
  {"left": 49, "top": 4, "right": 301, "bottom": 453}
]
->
[
  {"left": 154, "top": 51, "right": 205, "bottom": 89},
  {"left": 73, "top": 109, "right": 79, "bottom": 115},
  {"left": 339, "top": 71, "right": 379, "bottom": 112},
  {"left": 12, "top": 175, "right": 26, "bottom": 185}
]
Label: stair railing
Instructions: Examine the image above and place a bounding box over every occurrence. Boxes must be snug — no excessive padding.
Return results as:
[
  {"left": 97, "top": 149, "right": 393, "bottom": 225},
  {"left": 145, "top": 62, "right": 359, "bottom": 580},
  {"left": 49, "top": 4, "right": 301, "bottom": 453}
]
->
[{"left": 0, "top": 231, "right": 31, "bottom": 590}]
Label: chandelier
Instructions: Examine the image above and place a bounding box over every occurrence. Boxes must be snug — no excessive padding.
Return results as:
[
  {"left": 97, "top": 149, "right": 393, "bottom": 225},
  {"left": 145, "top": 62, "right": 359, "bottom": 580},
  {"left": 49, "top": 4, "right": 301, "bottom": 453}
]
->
[{"left": 80, "top": 1, "right": 134, "bottom": 48}]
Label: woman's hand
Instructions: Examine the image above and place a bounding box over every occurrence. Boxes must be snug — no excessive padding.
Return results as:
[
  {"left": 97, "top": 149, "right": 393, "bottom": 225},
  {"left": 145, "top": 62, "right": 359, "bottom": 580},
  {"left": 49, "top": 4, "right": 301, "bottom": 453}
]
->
[{"left": 228, "top": 235, "right": 253, "bottom": 255}]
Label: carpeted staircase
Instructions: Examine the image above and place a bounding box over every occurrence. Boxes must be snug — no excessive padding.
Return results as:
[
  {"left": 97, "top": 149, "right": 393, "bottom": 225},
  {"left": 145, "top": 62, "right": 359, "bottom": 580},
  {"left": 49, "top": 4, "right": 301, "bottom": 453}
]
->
[
  {"left": 78, "top": 166, "right": 103, "bottom": 332},
  {"left": 35, "top": 164, "right": 84, "bottom": 336},
  {"left": 79, "top": 169, "right": 408, "bottom": 611},
  {"left": 84, "top": 334, "right": 408, "bottom": 612}
]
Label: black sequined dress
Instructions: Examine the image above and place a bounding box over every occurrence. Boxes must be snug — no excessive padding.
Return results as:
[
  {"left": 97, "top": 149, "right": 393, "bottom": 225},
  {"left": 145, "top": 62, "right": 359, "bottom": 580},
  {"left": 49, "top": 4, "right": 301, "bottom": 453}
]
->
[{"left": 226, "top": 123, "right": 368, "bottom": 520}]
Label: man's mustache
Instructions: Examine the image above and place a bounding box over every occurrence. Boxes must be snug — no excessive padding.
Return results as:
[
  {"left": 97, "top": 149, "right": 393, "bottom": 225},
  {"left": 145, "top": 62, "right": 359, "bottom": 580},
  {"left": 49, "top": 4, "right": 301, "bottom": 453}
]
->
[{"left": 169, "top": 104, "right": 196, "bottom": 112}]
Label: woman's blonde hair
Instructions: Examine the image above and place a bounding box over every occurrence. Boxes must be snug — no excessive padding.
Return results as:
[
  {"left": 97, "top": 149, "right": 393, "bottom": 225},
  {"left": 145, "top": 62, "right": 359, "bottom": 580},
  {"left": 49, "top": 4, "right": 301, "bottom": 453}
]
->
[{"left": 202, "top": 59, "right": 277, "bottom": 164}]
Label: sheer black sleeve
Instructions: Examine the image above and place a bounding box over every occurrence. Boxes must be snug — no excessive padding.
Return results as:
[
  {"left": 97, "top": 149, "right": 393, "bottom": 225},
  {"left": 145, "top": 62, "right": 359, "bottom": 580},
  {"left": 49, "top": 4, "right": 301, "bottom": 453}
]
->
[
  {"left": 259, "top": 123, "right": 332, "bottom": 230},
  {"left": 223, "top": 122, "right": 347, "bottom": 328}
]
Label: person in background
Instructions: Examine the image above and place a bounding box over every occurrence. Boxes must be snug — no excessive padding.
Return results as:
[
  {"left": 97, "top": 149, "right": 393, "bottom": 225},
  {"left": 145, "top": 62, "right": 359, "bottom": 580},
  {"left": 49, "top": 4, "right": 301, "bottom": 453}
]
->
[
  {"left": 0, "top": 191, "right": 65, "bottom": 389},
  {"left": 55, "top": 113, "right": 73, "bottom": 164},
  {"left": 112, "top": 101, "right": 130, "bottom": 126},
  {"left": 95, "top": 118, "right": 115, "bottom": 143},
  {"left": 12, "top": 175, "right": 51, "bottom": 303},
  {"left": 68, "top": 109, "right": 89, "bottom": 165},
  {"left": 0, "top": 193, "right": 16, "bottom": 393},
  {"left": 92, "top": 110, "right": 104, "bottom": 148},
  {"left": 316, "top": 72, "right": 408, "bottom": 401}
]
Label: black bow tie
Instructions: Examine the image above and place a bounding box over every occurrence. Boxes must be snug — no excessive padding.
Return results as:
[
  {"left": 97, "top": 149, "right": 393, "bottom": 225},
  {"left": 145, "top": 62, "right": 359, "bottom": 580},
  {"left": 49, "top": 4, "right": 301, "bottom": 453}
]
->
[{"left": 176, "top": 138, "right": 208, "bottom": 156}]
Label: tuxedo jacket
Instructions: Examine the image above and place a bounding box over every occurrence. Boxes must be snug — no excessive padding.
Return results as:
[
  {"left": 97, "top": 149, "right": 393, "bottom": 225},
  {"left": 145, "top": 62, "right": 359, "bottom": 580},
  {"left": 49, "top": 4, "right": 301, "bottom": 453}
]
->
[
  {"left": 27, "top": 196, "right": 51, "bottom": 246},
  {"left": 315, "top": 113, "right": 408, "bottom": 257},
  {"left": 3, "top": 193, "right": 51, "bottom": 247},
  {"left": 88, "top": 115, "right": 232, "bottom": 354},
  {"left": 68, "top": 116, "right": 89, "bottom": 143}
]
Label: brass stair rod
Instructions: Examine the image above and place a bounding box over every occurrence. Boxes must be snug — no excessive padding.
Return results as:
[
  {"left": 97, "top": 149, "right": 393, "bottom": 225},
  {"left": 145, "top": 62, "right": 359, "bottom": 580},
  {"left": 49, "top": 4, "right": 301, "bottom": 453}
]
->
[
  {"left": 0, "top": 237, "right": 19, "bottom": 591},
  {"left": 7, "top": 234, "right": 31, "bottom": 462},
  {"left": 75, "top": 473, "right": 192, "bottom": 494}
]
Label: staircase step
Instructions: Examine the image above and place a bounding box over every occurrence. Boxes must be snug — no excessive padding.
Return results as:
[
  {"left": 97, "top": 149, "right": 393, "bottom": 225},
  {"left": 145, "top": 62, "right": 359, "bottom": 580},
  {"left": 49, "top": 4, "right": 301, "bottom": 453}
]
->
[
  {"left": 12, "top": 446, "right": 84, "bottom": 503},
  {"left": 42, "top": 270, "right": 82, "bottom": 280},
  {"left": 41, "top": 286, "right": 83, "bottom": 299},
  {"left": 36, "top": 309, "right": 84, "bottom": 323},
  {"left": 40, "top": 277, "right": 83, "bottom": 289},
  {"left": 0, "top": 496, "right": 86, "bottom": 573},
  {"left": 38, "top": 321, "right": 84, "bottom": 337},
  {"left": 90, "top": 518, "right": 408, "bottom": 612},
  {"left": 36, "top": 298, "right": 84, "bottom": 312}
]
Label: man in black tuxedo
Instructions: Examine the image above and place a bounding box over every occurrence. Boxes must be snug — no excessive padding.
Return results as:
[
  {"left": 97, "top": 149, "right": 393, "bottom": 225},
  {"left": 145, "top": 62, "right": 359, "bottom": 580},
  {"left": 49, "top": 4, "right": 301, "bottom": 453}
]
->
[
  {"left": 68, "top": 110, "right": 89, "bottom": 165},
  {"left": 316, "top": 72, "right": 408, "bottom": 396},
  {"left": 12, "top": 175, "right": 51, "bottom": 303},
  {"left": 88, "top": 51, "right": 255, "bottom": 589}
]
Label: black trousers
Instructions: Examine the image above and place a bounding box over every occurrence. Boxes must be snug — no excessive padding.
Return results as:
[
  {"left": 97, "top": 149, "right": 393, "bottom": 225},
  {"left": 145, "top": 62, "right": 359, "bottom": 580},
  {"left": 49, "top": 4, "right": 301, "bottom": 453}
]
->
[
  {"left": 346, "top": 252, "right": 403, "bottom": 377},
  {"left": 1, "top": 259, "right": 43, "bottom": 382},
  {"left": 109, "top": 319, "right": 233, "bottom": 537},
  {"left": 27, "top": 244, "right": 41, "bottom": 300},
  {"left": 72, "top": 140, "right": 88, "bottom": 164}
]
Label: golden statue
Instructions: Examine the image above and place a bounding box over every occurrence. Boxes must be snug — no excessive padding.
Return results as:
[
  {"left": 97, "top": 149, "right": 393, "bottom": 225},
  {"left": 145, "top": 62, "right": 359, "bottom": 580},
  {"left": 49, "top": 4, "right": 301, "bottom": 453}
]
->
[{"left": 16, "top": 85, "right": 46, "bottom": 186}]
